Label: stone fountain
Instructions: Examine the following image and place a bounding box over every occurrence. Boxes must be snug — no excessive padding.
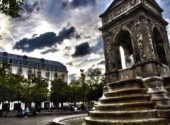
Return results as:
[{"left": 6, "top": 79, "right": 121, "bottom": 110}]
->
[{"left": 85, "top": 0, "right": 170, "bottom": 124}]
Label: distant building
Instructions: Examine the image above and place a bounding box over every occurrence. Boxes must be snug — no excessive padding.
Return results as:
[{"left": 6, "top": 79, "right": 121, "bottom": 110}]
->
[{"left": 0, "top": 51, "right": 68, "bottom": 111}]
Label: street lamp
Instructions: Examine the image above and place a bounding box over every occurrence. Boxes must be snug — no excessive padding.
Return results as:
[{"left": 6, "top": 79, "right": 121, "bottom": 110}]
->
[{"left": 80, "top": 69, "right": 85, "bottom": 110}]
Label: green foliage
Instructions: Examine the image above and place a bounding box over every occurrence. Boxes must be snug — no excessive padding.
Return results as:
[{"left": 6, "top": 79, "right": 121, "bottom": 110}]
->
[
  {"left": 0, "top": 0, "right": 23, "bottom": 18},
  {"left": 50, "top": 78, "right": 69, "bottom": 109},
  {"left": 68, "top": 80, "right": 81, "bottom": 102},
  {"left": 0, "top": 63, "right": 48, "bottom": 105},
  {"left": 23, "top": 75, "right": 49, "bottom": 104},
  {"left": 0, "top": 63, "right": 27, "bottom": 102},
  {"left": 85, "top": 68, "right": 105, "bottom": 101}
]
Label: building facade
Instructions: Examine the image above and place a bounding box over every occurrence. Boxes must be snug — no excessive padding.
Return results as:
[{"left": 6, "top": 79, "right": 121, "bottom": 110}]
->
[{"left": 0, "top": 51, "right": 68, "bottom": 111}]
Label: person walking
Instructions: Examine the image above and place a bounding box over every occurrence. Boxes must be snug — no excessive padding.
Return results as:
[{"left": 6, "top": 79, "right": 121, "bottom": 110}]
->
[
  {"left": 3, "top": 104, "right": 9, "bottom": 118},
  {"left": 24, "top": 105, "right": 30, "bottom": 118}
]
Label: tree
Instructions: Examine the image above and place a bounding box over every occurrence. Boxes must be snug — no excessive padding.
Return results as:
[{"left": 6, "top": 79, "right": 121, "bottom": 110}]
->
[
  {"left": 0, "top": 0, "right": 23, "bottom": 18},
  {"left": 26, "top": 75, "right": 48, "bottom": 105},
  {"left": 68, "top": 80, "right": 81, "bottom": 107},
  {"left": 0, "top": 62, "right": 11, "bottom": 102},
  {"left": 6, "top": 73, "right": 27, "bottom": 101},
  {"left": 87, "top": 68, "right": 102, "bottom": 86},
  {"left": 50, "top": 78, "right": 69, "bottom": 110},
  {"left": 0, "top": 63, "right": 28, "bottom": 111},
  {"left": 86, "top": 68, "right": 106, "bottom": 108}
]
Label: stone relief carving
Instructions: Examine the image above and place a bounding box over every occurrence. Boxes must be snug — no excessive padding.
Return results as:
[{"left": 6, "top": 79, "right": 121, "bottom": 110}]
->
[
  {"left": 145, "top": 22, "right": 155, "bottom": 58},
  {"left": 135, "top": 20, "right": 146, "bottom": 60},
  {"left": 130, "top": 0, "right": 136, "bottom": 5},
  {"left": 103, "top": 0, "right": 139, "bottom": 25},
  {"left": 143, "top": 0, "right": 160, "bottom": 15},
  {"left": 114, "top": 4, "right": 127, "bottom": 17}
]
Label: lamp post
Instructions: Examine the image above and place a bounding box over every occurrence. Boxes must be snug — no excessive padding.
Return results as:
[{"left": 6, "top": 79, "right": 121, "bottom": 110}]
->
[{"left": 80, "top": 69, "right": 85, "bottom": 110}]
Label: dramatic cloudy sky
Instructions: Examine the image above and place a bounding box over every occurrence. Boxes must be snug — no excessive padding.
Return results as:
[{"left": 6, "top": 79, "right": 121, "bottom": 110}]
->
[{"left": 0, "top": 0, "right": 170, "bottom": 81}]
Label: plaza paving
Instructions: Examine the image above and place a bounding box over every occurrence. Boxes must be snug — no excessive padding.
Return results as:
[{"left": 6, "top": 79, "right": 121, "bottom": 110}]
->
[{"left": 0, "top": 116, "right": 58, "bottom": 125}]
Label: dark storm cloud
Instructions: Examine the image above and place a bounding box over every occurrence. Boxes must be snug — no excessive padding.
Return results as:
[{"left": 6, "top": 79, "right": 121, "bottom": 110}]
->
[
  {"left": 71, "top": 0, "right": 96, "bottom": 7},
  {"left": 72, "top": 42, "right": 91, "bottom": 57},
  {"left": 13, "top": 26, "right": 79, "bottom": 53},
  {"left": 62, "top": 0, "right": 96, "bottom": 8}
]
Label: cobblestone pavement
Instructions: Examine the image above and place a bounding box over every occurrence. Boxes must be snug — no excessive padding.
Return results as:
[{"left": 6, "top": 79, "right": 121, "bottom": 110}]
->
[{"left": 0, "top": 116, "right": 59, "bottom": 125}]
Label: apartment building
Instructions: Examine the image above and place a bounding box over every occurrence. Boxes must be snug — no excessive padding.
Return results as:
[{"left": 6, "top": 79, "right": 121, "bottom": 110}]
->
[{"left": 0, "top": 51, "right": 68, "bottom": 110}]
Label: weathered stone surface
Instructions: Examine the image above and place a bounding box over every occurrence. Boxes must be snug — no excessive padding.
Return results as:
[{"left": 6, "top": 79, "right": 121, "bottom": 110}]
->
[{"left": 86, "top": 0, "right": 170, "bottom": 124}]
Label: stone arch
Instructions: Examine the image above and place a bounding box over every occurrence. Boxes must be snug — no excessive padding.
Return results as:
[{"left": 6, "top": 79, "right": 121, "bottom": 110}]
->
[
  {"left": 114, "top": 29, "right": 134, "bottom": 69},
  {"left": 152, "top": 27, "right": 168, "bottom": 65}
]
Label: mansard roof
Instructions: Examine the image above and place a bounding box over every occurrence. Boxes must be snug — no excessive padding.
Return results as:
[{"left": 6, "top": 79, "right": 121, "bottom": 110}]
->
[{"left": 0, "top": 51, "right": 67, "bottom": 72}]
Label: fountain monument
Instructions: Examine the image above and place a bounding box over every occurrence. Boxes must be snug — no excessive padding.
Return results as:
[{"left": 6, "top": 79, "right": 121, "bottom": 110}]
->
[{"left": 85, "top": 0, "right": 170, "bottom": 124}]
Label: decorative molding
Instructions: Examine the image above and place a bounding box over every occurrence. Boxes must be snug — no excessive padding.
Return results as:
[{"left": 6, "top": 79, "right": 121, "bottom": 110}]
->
[
  {"left": 143, "top": 0, "right": 160, "bottom": 15},
  {"left": 130, "top": 0, "right": 136, "bottom": 6}
]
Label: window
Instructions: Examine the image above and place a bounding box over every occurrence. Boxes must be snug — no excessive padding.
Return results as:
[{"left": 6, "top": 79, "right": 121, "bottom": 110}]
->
[
  {"left": 38, "top": 63, "right": 41, "bottom": 68},
  {"left": 54, "top": 72, "right": 58, "bottom": 78},
  {"left": 17, "top": 67, "right": 22, "bottom": 74},
  {"left": 18, "top": 61, "right": 22, "bottom": 65},
  {"left": 8, "top": 59, "right": 13, "bottom": 64},
  {"left": 46, "top": 64, "right": 49, "bottom": 69},
  {"left": 37, "top": 70, "right": 41, "bottom": 76},
  {"left": 55, "top": 66, "right": 57, "bottom": 70},
  {"left": 61, "top": 74, "right": 65, "bottom": 81},
  {"left": 28, "top": 74, "right": 32, "bottom": 80},
  {"left": 32, "top": 62, "right": 37, "bottom": 67},
  {"left": 45, "top": 72, "right": 50, "bottom": 77},
  {"left": 23, "top": 61, "right": 28, "bottom": 66},
  {"left": 28, "top": 62, "right": 32, "bottom": 67},
  {"left": 28, "top": 68, "right": 32, "bottom": 74},
  {"left": 13, "top": 59, "right": 18, "bottom": 65}
]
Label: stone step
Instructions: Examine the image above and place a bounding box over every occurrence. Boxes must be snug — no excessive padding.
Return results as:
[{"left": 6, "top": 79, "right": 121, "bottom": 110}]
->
[
  {"left": 104, "top": 87, "right": 146, "bottom": 97},
  {"left": 96, "top": 102, "right": 153, "bottom": 111},
  {"left": 108, "top": 79, "right": 143, "bottom": 90},
  {"left": 85, "top": 117, "right": 168, "bottom": 125},
  {"left": 99, "top": 94, "right": 150, "bottom": 104},
  {"left": 89, "top": 110, "right": 158, "bottom": 120}
]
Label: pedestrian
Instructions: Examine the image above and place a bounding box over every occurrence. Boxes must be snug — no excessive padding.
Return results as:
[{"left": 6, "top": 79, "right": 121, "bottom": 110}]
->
[
  {"left": 3, "top": 104, "right": 9, "bottom": 118},
  {"left": 17, "top": 107, "right": 24, "bottom": 117},
  {"left": 24, "top": 105, "right": 30, "bottom": 118},
  {"left": 32, "top": 107, "right": 37, "bottom": 116}
]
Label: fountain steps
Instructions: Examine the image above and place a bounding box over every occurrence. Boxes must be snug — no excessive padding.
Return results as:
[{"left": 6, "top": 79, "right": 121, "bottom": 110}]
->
[
  {"left": 86, "top": 78, "right": 169, "bottom": 124},
  {"left": 85, "top": 117, "right": 168, "bottom": 125},
  {"left": 104, "top": 88, "right": 146, "bottom": 97},
  {"left": 95, "top": 102, "right": 153, "bottom": 111},
  {"left": 108, "top": 79, "right": 142, "bottom": 87},
  {"left": 108, "top": 80, "right": 143, "bottom": 90},
  {"left": 89, "top": 110, "right": 158, "bottom": 120},
  {"left": 99, "top": 94, "right": 149, "bottom": 104}
]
